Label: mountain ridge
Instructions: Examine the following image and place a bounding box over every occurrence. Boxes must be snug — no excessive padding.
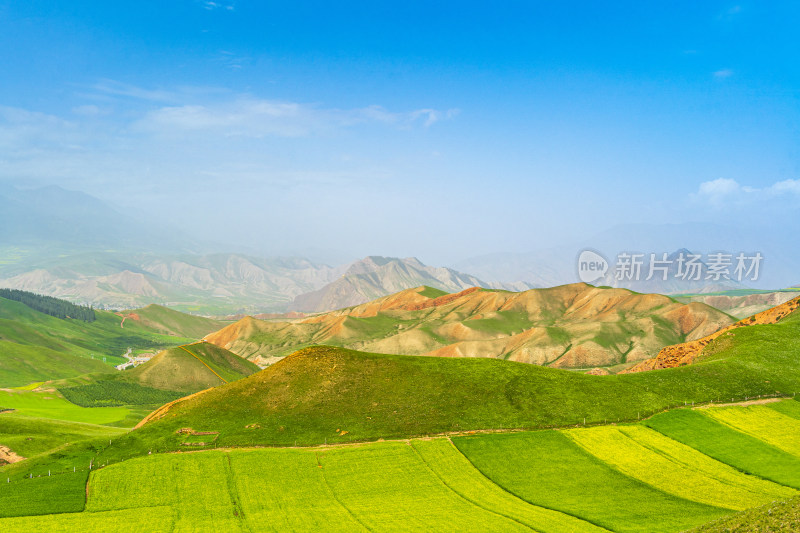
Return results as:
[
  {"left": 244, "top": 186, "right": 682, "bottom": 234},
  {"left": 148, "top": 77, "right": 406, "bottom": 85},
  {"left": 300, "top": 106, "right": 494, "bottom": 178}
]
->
[{"left": 205, "top": 283, "right": 734, "bottom": 370}]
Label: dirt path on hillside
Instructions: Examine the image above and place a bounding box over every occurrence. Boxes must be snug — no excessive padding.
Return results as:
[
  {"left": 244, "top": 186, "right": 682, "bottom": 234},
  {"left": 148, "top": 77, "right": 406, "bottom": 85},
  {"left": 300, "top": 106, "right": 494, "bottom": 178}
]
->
[
  {"left": 694, "top": 398, "right": 784, "bottom": 409},
  {"left": 0, "top": 445, "right": 25, "bottom": 464}
]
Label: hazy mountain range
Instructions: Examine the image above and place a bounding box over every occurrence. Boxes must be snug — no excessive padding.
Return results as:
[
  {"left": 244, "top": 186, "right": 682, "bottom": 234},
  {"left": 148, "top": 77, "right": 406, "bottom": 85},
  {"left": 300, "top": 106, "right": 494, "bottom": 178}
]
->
[{"left": 1, "top": 185, "right": 794, "bottom": 314}]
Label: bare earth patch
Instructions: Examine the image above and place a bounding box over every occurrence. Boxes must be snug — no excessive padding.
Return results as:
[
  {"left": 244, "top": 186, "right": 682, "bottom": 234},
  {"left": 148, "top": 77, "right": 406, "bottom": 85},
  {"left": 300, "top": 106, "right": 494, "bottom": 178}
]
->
[
  {"left": 0, "top": 445, "right": 25, "bottom": 464},
  {"left": 694, "top": 398, "right": 784, "bottom": 409}
]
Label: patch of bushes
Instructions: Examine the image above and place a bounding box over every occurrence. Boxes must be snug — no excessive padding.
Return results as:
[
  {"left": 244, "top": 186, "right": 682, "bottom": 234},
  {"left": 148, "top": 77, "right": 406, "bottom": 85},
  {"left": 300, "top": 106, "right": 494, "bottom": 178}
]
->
[{"left": 59, "top": 381, "right": 184, "bottom": 407}]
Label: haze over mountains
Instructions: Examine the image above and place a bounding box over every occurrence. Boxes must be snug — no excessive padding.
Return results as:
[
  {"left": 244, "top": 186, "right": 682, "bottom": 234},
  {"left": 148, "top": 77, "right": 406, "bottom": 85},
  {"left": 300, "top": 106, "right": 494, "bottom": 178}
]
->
[{"left": 2, "top": 185, "right": 796, "bottom": 315}]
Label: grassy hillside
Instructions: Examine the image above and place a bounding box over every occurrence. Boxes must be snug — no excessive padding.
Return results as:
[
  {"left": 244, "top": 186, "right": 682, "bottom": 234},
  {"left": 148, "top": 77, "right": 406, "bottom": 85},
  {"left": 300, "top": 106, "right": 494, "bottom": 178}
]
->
[
  {"left": 121, "top": 341, "right": 260, "bottom": 393},
  {"left": 121, "top": 304, "right": 228, "bottom": 339},
  {"left": 107, "top": 305, "right": 800, "bottom": 456},
  {"left": 0, "top": 340, "right": 109, "bottom": 388},
  {"left": 690, "top": 496, "right": 800, "bottom": 532},
  {"left": 207, "top": 283, "right": 734, "bottom": 370},
  {"left": 0, "top": 296, "right": 203, "bottom": 387}
]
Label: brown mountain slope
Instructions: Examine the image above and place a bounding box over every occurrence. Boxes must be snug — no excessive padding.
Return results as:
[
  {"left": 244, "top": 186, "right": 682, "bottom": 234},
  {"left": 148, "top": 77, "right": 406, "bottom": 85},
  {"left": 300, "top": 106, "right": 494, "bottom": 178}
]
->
[
  {"left": 623, "top": 294, "right": 800, "bottom": 373},
  {"left": 205, "top": 283, "right": 734, "bottom": 371},
  {"left": 674, "top": 291, "right": 798, "bottom": 319}
]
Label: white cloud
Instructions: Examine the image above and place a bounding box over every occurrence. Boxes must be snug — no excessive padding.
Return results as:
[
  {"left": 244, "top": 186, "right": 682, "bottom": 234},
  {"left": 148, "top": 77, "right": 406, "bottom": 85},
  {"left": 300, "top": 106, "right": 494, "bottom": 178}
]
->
[
  {"left": 713, "top": 69, "right": 734, "bottom": 79},
  {"left": 0, "top": 90, "right": 459, "bottom": 199},
  {"left": 770, "top": 179, "right": 800, "bottom": 195},
  {"left": 693, "top": 178, "right": 800, "bottom": 208},
  {"left": 698, "top": 177, "right": 740, "bottom": 197},
  {"left": 91, "top": 80, "right": 177, "bottom": 102},
  {"left": 134, "top": 98, "right": 459, "bottom": 138},
  {"left": 201, "top": 1, "right": 234, "bottom": 11}
]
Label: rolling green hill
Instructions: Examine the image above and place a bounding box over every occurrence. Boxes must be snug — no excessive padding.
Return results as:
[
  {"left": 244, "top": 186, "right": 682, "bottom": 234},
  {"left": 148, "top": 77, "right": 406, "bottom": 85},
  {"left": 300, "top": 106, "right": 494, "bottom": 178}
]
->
[
  {"left": 207, "top": 283, "right": 734, "bottom": 370},
  {"left": 119, "top": 304, "right": 228, "bottom": 339},
  {"left": 1, "top": 294, "right": 799, "bottom": 531},
  {"left": 121, "top": 341, "right": 260, "bottom": 393},
  {"left": 690, "top": 495, "right": 800, "bottom": 532},
  {"left": 0, "top": 295, "right": 229, "bottom": 387},
  {"left": 111, "top": 300, "right": 799, "bottom": 455}
]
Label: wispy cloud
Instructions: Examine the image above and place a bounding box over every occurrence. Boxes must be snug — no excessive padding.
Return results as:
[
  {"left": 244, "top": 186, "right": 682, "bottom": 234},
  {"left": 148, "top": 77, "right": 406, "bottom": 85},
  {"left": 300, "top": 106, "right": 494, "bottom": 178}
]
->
[
  {"left": 713, "top": 68, "right": 734, "bottom": 79},
  {"left": 134, "top": 99, "right": 459, "bottom": 138},
  {"left": 91, "top": 79, "right": 178, "bottom": 103},
  {"left": 0, "top": 89, "right": 459, "bottom": 198},
  {"left": 693, "top": 178, "right": 800, "bottom": 208},
  {"left": 201, "top": 1, "right": 234, "bottom": 11}
]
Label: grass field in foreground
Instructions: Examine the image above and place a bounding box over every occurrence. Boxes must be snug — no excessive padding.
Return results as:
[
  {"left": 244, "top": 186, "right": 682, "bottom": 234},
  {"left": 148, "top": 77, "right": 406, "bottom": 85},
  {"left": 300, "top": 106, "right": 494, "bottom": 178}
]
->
[
  {"left": 87, "top": 452, "right": 243, "bottom": 531},
  {"left": 453, "top": 431, "right": 730, "bottom": 533},
  {"left": 316, "top": 442, "right": 531, "bottom": 531},
  {"left": 0, "top": 414, "right": 125, "bottom": 462},
  {"left": 564, "top": 425, "right": 795, "bottom": 510},
  {"left": 2, "top": 441, "right": 612, "bottom": 532},
  {"left": 0, "top": 389, "right": 131, "bottom": 425},
  {"left": 0, "top": 507, "right": 174, "bottom": 532},
  {"left": 0, "top": 470, "right": 88, "bottom": 518},
  {"left": 409, "top": 439, "right": 608, "bottom": 533},
  {"left": 644, "top": 408, "right": 800, "bottom": 489},
  {"left": 767, "top": 396, "right": 800, "bottom": 419},
  {"left": 690, "top": 496, "right": 800, "bottom": 533},
  {"left": 702, "top": 405, "right": 800, "bottom": 458}
]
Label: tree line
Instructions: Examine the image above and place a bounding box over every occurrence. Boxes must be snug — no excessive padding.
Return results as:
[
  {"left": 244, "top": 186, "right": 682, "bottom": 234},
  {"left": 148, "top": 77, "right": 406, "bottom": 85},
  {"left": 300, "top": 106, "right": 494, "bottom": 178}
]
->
[{"left": 0, "top": 288, "right": 96, "bottom": 322}]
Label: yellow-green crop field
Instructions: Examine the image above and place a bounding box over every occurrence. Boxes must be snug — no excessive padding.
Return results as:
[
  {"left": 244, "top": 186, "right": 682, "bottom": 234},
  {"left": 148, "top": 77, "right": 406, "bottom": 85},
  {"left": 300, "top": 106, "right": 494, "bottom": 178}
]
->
[
  {"left": 2, "top": 401, "right": 800, "bottom": 532},
  {"left": 701, "top": 404, "right": 800, "bottom": 457},
  {"left": 564, "top": 425, "right": 795, "bottom": 510}
]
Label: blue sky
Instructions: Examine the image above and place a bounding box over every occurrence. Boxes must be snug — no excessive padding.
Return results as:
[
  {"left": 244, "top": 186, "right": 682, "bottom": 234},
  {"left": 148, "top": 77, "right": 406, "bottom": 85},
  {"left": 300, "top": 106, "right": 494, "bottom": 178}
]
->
[{"left": 0, "top": 1, "right": 798, "bottom": 264}]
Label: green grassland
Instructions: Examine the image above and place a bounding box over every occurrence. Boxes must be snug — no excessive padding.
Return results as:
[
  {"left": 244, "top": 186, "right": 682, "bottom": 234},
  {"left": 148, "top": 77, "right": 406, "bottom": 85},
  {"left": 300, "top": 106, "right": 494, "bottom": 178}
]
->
[
  {"left": 1, "top": 305, "right": 799, "bottom": 531},
  {"left": 702, "top": 405, "right": 800, "bottom": 457},
  {"left": 107, "top": 307, "right": 800, "bottom": 455},
  {"left": 409, "top": 439, "right": 608, "bottom": 533},
  {"left": 0, "top": 296, "right": 208, "bottom": 387},
  {"left": 46, "top": 342, "right": 258, "bottom": 412},
  {"left": 453, "top": 431, "right": 729, "bottom": 533},
  {"left": 4, "top": 442, "right": 609, "bottom": 532},
  {"left": 0, "top": 340, "right": 110, "bottom": 389},
  {"left": 766, "top": 396, "right": 800, "bottom": 419},
  {"left": 3, "top": 401, "right": 800, "bottom": 531},
  {"left": 0, "top": 389, "right": 132, "bottom": 425},
  {"left": 645, "top": 408, "right": 800, "bottom": 489},
  {"left": 0, "top": 471, "right": 89, "bottom": 517},
  {"left": 690, "top": 496, "right": 800, "bottom": 532},
  {"left": 120, "top": 341, "right": 260, "bottom": 393},
  {"left": 417, "top": 285, "right": 449, "bottom": 299},
  {"left": 58, "top": 381, "right": 185, "bottom": 408},
  {"left": 0, "top": 415, "right": 126, "bottom": 460},
  {"left": 564, "top": 425, "right": 795, "bottom": 510},
  {"left": 0, "top": 508, "right": 175, "bottom": 532},
  {"left": 126, "top": 304, "right": 228, "bottom": 339}
]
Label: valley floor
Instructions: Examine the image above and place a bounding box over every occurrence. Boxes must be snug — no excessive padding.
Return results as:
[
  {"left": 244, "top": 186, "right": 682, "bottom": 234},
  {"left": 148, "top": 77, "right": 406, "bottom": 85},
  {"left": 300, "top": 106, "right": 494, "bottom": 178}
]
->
[{"left": 2, "top": 399, "right": 800, "bottom": 532}]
